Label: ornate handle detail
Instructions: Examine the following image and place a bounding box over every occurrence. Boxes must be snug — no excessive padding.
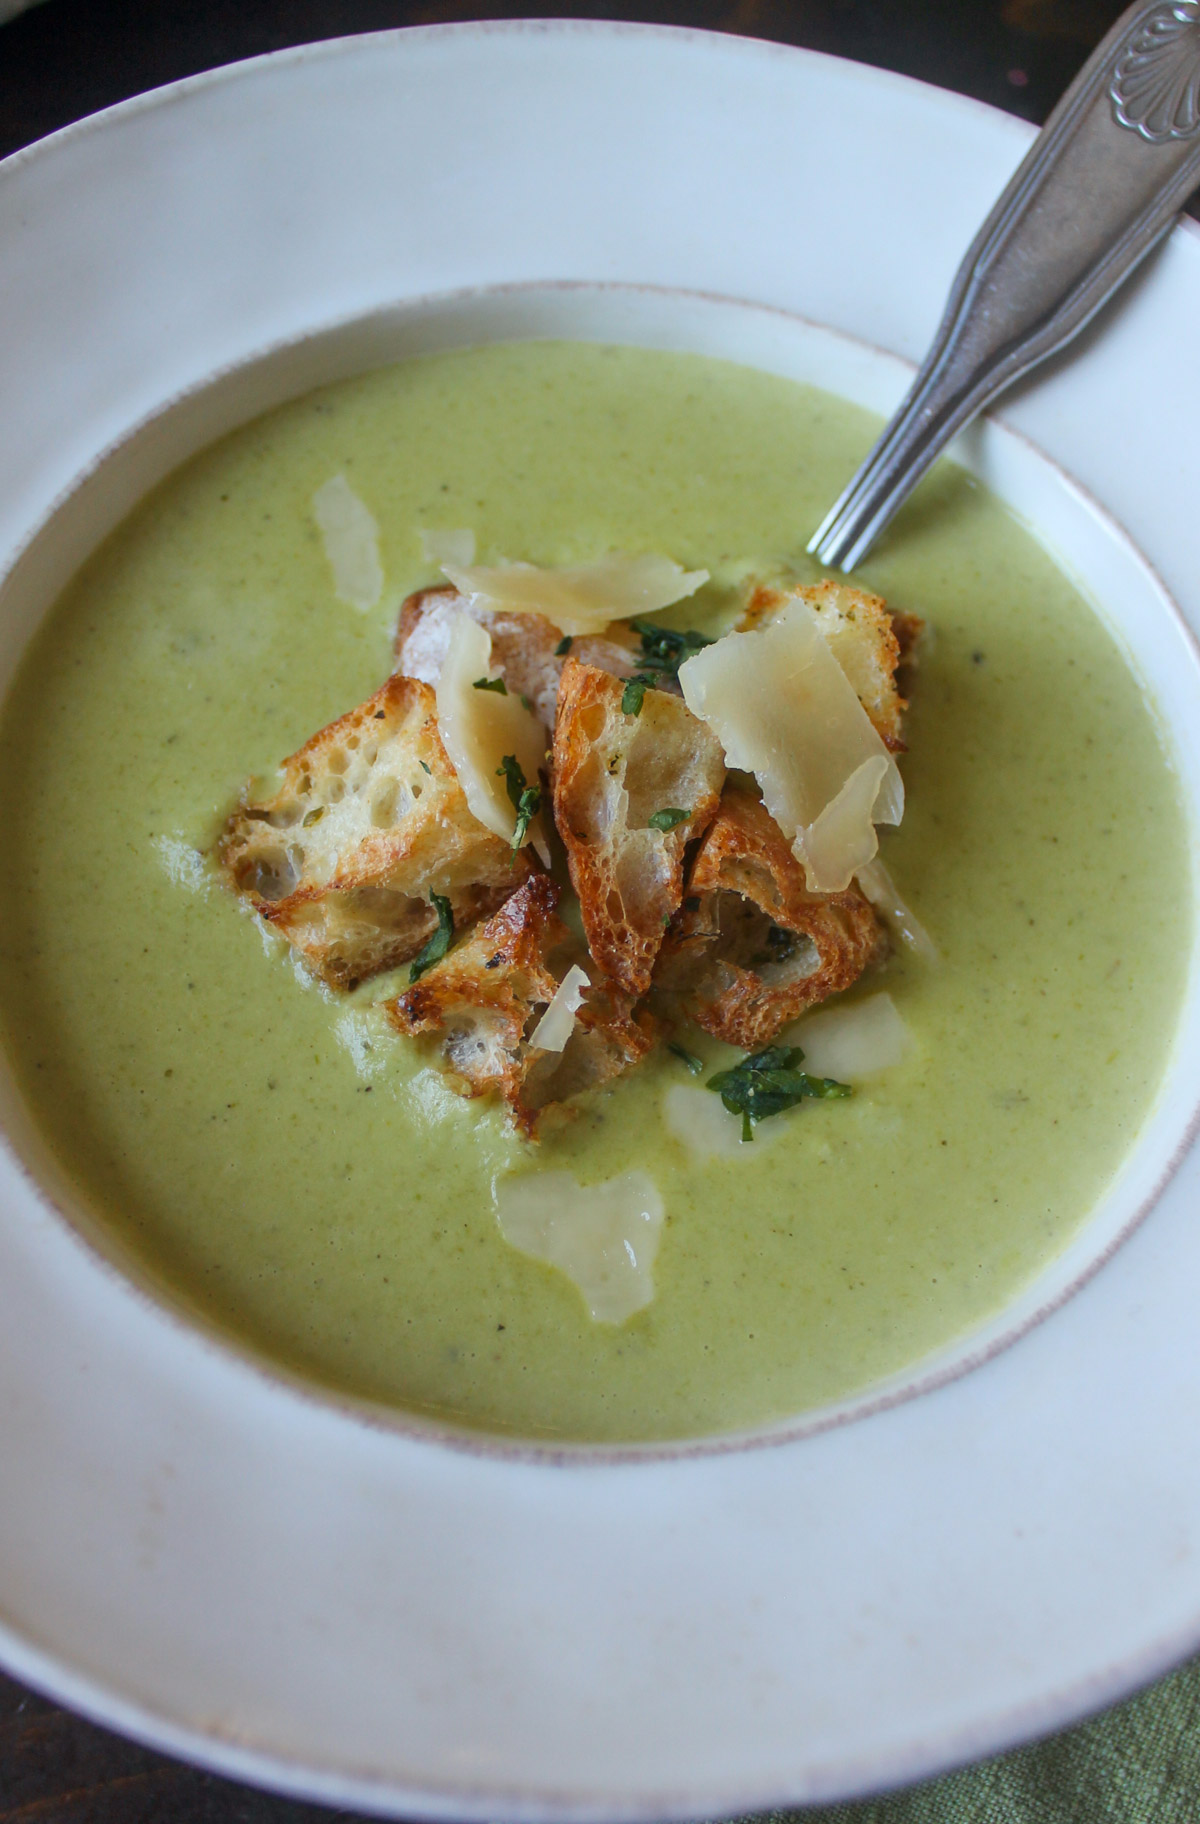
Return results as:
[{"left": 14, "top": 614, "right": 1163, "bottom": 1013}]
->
[
  {"left": 810, "top": 0, "right": 1200, "bottom": 572},
  {"left": 1111, "top": 2, "right": 1200, "bottom": 142}
]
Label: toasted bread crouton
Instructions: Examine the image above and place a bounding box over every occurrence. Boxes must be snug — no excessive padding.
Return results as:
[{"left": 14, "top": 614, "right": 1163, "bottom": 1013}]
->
[
  {"left": 657, "top": 788, "right": 887, "bottom": 1049},
  {"left": 219, "top": 672, "right": 532, "bottom": 988},
  {"left": 387, "top": 874, "right": 653, "bottom": 1135},
  {"left": 553, "top": 658, "right": 726, "bottom": 997},
  {"left": 740, "top": 580, "right": 921, "bottom": 752},
  {"left": 393, "top": 586, "right": 638, "bottom": 729}
]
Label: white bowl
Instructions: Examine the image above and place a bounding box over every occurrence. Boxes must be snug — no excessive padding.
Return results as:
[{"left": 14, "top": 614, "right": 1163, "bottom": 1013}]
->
[{"left": 1, "top": 23, "right": 1200, "bottom": 1817}]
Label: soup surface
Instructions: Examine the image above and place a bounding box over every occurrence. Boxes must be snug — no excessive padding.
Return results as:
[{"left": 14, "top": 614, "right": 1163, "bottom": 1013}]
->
[{"left": 0, "top": 341, "right": 1189, "bottom": 1441}]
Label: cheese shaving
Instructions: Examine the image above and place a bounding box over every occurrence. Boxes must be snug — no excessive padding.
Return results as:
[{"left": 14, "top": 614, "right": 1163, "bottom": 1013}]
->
[
  {"left": 663, "top": 1083, "right": 781, "bottom": 1159},
  {"left": 493, "top": 1169, "right": 665, "bottom": 1324},
  {"left": 312, "top": 475, "right": 384, "bottom": 611},
  {"left": 802, "top": 756, "right": 892, "bottom": 889},
  {"left": 856, "top": 858, "right": 939, "bottom": 963},
  {"left": 419, "top": 526, "right": 476, "bottom": 569},
  {"left": 529, "top": 964, "right": 590, "bottom": 1052},
  {"left": 441, "top": 552, "right": 709, "bottom": 637},
  {"left": 435, "top": 613, "right": 548, "bottom": 858},
  {"left": 785, "top": 992, "right": 913, "bottom": 1080},
  {"left": 678, "top": 595, "right": 903, "bottom": 893}
]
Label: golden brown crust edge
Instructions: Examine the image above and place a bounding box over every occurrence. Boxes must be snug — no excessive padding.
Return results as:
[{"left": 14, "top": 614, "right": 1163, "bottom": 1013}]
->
[
  {"left": 387, "top": 873, "right": 654, "bottom": 1137},
  {"left": 657, "top": 787, "right": 887, "bottom": 1049},
  {"left": 552, "top": 658, "right": 725, "bottom": 997},
  {"left": 219, "top": 672, "right": 533, "bottom": 988}
]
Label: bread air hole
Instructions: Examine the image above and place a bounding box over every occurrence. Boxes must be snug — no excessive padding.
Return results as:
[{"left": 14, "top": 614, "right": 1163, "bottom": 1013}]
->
[
  {"left": 713, "top": 894, "right": 820, "bottom": 985},
  {"left": 368, "top": 779, "right": 399, "bottom": 827},
  {"left": 237, "top": 847, "right": 299, "bottom": 901},
  {"left": 322, "top": 886, "right": 427, "bottom": 938},
  {"left": 445, "top": 1015, "right": 495, "bottom": 1071}
]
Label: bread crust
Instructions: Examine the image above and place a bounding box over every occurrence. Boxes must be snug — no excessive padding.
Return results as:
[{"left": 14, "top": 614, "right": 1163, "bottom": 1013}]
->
[
  {"left": 394, "top": 585, "right": 638, "bottom": 729},
  {"left": 219, "top": 672, "right": 532, "bottom": 988},
  {"left": 552, "top": 658, "right": 726, "bottom": 997},
  {"left": 740, "top": 579, "right": 921, "bottom": 753},
  {"left": 387, "top": 874, "right": 652, "bottom": 1135},
  {"left": 657, "top": 787, "right": 887, "bottom": 1048}
]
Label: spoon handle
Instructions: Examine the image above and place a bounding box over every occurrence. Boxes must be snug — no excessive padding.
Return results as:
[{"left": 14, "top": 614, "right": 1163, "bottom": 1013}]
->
[{"left": 809, "top": 0, "right": 1200, "bottom": 572}]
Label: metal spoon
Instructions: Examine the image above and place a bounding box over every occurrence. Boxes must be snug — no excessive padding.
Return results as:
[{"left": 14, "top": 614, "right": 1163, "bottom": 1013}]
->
[{"left": 809, "top": 0, "right": 1200, "bottom": 573}]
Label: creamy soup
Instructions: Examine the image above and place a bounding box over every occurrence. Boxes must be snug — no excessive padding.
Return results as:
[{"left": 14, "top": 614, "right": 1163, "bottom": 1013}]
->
[{"left": 0, "top": 341, "right": 1188, "bottom": 1441}]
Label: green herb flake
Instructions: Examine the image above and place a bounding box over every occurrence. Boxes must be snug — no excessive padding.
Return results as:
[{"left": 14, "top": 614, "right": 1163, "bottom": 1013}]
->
[
  {"left": 473, "top": 675, "right": 508, "bottom": 694},
  {"left": 496, "top": 754, "right": 542, "bottom": 856},
  {"left": 628, "top": 617, "right": 714, "bottom": 681},
  {"left": 707, "top": 1043, "right": 851, "bottom": 1141},
  {"left": 419, "top": 759, "right": 432, "bottom": 775},
  {"left": 648, "top": 806, "right": 689, "bottom": 833},
  {"left": 520, "top": 694, "right": 535, "bottom": 713},
  {"left": 554, "top": 635, "right": 573, "bottom": 656},
  {"left": 668, "top": 1042, "right": 704, "bottom": 1075},
  {"left": 619, "top": 620, "right": 714, "bottom": 719},
  {"left": 408, "top": 891, "right": 454, "bottom": 983},
  {"left": 621, "top": 676, "right": 649, "bottom": 717}
]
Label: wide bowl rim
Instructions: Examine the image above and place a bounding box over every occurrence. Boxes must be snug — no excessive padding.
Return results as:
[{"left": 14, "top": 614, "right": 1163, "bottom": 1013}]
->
[{"left": 2, "top": 22, "right": 1200, "bottom": 1819}]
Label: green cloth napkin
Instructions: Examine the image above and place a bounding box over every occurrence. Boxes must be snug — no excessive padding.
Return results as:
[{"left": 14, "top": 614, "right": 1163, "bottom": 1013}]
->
[{"left": 742, "top": 1651, "right": 1200, "bottom": 1823}]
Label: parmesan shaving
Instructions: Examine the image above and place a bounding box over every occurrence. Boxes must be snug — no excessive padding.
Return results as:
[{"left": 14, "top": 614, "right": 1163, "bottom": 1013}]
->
[
  {"left": 785, "top": 992, "right": 913, "bottom": 1080},
  {"left": 529, "top": 964, "right": 590, "bottom": 1053},
  {"left": 493, "top": 1169, "right": 665, "bottom": 1324},
  {"left": 441, "top": 552, "right": 709, "bottom": 638},
  {"left": 312, "top": 475, "right": 384, "bottom": 611},
  {"left": 435, "top": 613, "right": 548, "bottom": 859},
  {"left": 419, "top": 526, "right": 476, "bottom": 569},
  {"left": 856, "top": 858, "right": 939, "bottom": 963},
  {"left": 663, "top": 1083, "right": 781, "bottom": 1159},
  {"left": 678, "top": 595, "right": 903, "bottom": 893},
  {"left": 802, "top": 756, "right": 892, "bottom": 889}
]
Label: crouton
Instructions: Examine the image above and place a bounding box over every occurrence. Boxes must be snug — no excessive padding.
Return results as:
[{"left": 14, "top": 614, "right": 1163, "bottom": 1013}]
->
[
  {"left": 657, "top": 787, "right": 887, "bottom": 1049},
  {"left": 740, "top": 579, "right": 921, "bottom": 752},
  {"left": 552, "top": 658, "right": 726, "bottom": 997},
  {"left": 387, "top": 874, "right": 653, "bottom": 1135},
  {"left": 393, "top": 586, "right": 638, "bottom": 729},
  {"left": 219, "top": 672, "right": 533, "bottom": 988}
]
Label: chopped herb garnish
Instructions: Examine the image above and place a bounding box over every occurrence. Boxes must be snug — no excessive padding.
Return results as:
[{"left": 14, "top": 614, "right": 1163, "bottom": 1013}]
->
[
  {"left": 620, "top": 620, "right": 714, "bottom": 718},
  {"left": 408, "top": 891, "right": 454, "bottom": 983},
  {"left": 668, "top": 1042, "right": 704, "bottom": 1074},
  {"left": 648, "top": 806, "right": 689, "bottom": 833},
  {"left": 520, "top": 694, "right": 535, "bottom": 713},
  {"left": 496, "top": 754, "right": 542, "bottom": 856},
  {"left": 707, "top": 1044, "right": 851, "bottom": 1143},
  {"left": 554, "top": 635, "right": 573, "bottom": 656},
  {"left": 621, "top": 676, "right": 649, "bottom": 717},
  {"left": 473, "top": 676, "right": 507, "bottom": 694},
  {"left": 628, "top": 617, "right": 714, "bottom": 679},
  {"left": 419, "top": 759, "right": 432, "bottom": 774}
]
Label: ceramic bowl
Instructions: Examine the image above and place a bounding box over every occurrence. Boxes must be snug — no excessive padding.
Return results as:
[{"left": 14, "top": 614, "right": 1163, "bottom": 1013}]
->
[{"left": 1, "top": 23, "right": 1199, "bottom": 1818}]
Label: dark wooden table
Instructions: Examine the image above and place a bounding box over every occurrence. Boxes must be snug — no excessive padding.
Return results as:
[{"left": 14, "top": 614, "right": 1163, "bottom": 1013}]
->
[{"left": 0, "top": 1, "right": 1186, "bottom": 1819}]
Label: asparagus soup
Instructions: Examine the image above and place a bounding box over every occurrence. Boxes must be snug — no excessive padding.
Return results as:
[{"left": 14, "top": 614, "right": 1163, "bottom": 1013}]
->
[{"left": 0, "top": 340, "right": 1187, "bottom": 1441}]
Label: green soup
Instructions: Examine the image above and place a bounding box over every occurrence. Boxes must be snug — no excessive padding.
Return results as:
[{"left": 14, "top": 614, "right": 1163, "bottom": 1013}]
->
[{"left": 0, "top": 341, "right": 1188, "bottom": 1441}]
